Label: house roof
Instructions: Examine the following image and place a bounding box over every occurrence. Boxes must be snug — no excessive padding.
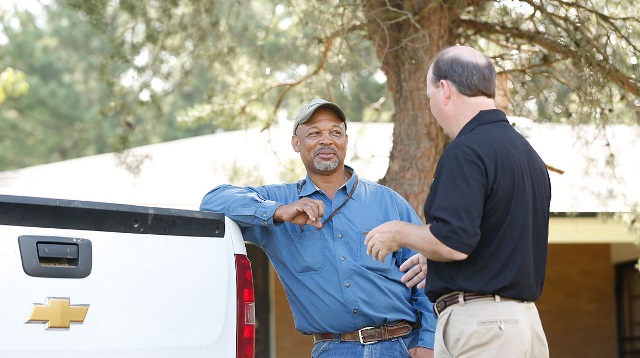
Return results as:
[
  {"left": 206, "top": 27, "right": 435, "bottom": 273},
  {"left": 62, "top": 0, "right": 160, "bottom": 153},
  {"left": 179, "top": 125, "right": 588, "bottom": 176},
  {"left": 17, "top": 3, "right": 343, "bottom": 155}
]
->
[{"left": 1, "top": 120, "right": 638, "bottom": 216}]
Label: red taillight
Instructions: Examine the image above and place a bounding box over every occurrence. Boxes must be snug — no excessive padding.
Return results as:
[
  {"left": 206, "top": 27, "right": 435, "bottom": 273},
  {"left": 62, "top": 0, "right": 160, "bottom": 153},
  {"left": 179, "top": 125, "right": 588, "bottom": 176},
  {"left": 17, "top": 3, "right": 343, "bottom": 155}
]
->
[{"left": 235, "top": 254, "right": 255, "bottom": 358}]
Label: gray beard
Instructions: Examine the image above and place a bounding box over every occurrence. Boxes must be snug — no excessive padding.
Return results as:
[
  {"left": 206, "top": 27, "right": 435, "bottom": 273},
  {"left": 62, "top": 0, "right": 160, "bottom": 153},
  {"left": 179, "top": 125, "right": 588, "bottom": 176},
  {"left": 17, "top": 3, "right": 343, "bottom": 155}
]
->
[{"left": 313, "top": 158, "right": 338, "bottom": 171}]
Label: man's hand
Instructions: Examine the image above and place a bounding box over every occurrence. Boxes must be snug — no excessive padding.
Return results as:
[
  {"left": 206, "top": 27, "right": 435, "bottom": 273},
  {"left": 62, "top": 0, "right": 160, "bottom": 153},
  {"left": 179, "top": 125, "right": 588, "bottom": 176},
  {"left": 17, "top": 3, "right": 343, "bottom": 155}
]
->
[
  {"left": 364, "top": 220, "right": 413, "bottom": 262},
  {"left": 400, "top": 253, "right": 428, "bottom": 289},
  {"left": 273, "top": 198, "right": 325, "bottom": 229},
  {"left": 409, "top": 347, "right": 434, "bottom": 358}
]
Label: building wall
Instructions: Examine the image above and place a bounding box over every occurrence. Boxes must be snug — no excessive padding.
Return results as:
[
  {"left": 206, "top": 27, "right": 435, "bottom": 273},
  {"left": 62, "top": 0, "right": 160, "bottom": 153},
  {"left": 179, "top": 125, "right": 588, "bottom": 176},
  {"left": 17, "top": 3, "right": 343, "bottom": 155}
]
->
[
  {"left": 271, "top": 243, "right": 620, "bottom": 357},
  {"left": 537, "top": 244, "right": 618, "bottom": 358}
]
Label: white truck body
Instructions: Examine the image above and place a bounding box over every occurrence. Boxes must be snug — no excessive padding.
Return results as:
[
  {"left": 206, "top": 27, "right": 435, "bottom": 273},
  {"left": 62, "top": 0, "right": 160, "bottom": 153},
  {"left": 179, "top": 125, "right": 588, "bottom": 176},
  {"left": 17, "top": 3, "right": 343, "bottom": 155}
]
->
[{"left": 0, "top": 194, "right": 255, "bottom": 358}]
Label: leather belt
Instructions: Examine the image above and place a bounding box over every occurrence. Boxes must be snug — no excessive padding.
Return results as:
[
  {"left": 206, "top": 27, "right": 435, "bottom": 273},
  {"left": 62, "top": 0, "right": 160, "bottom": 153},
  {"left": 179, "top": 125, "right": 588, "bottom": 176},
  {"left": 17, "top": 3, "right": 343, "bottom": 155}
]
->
[
  {"left": 434, "top": 292, "right": 522, "bottom": 316},
  {"left": 312, "top": 320, "right": 419, "bottom": 345}
]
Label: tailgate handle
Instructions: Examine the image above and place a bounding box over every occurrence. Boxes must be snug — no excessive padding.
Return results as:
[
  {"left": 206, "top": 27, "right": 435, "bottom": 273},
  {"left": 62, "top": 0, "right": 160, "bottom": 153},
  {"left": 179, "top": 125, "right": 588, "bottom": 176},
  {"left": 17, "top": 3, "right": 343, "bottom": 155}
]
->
[
  {"left": 19, "top": 236, "right": 92, "bottom": 278},
  {"left": 37, "top": 242, "right": 80, "bottom": 262}
]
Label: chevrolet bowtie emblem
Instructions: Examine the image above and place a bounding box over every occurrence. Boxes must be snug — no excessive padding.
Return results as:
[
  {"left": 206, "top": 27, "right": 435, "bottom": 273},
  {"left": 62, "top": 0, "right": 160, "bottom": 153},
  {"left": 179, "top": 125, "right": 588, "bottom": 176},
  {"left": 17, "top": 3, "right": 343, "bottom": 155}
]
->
[{"left": 26, "top": 297, "right": 89, "bottom": 329}]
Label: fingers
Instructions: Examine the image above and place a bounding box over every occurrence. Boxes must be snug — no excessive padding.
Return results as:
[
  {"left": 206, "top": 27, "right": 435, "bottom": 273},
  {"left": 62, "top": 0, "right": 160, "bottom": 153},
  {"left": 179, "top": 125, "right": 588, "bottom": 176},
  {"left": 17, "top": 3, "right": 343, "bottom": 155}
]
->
[
  {"left": 364, "top": 230, "right": 373, "bottom": 245},
  {"left": 367, "top": 243, "right": 378, "bottom": 261},
  {"left": 400, "top": 264, "right": 424, "bottom": 283},
  {"left": 402, "top": 268, "right": 426, "bottom": 288},
  {"left": 276, "top": 199, "right": 324, "bottom": 226},
  {"left": 400, "top": 253, "right": 428, "bottom": 288},
  {"left": 307, "top": 219, "right": 323, "bottom": 229},
  {"left": 377, "top": 249, "right": 386, "bottom": 263},
  {"left": 366, "top": 245, "right": 373, "bottom": 258},
  {"left": 365, "top": 228, "right": 374, "bottom": 253},
  {"left": 399, "top": 253, "right": 420, "bottom": 272},
  {"left": 297, "top": 198, "right": 324, "bottom": 221},
  {"left": 365, "top": 229, "right": 391, "bottom": 262},
  {"left": 400, "top": 263, "right": 422, "bottom": 282},
  {"left": 367, "top": 243, "right": 388, "bottom": 262},
  {"left": 297, "top": 203, "right": 317, "bottom": 221}
]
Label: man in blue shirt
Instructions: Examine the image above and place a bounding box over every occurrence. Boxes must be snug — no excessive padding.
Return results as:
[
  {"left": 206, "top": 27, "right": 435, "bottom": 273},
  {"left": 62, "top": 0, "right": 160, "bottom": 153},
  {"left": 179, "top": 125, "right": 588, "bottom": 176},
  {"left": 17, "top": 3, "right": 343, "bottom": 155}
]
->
[
  {"left": 200, "top": 98, "right": 436, "bottom": 357},
  {"left": 365, "top": 46, "right": 550, "bottom": 357}
]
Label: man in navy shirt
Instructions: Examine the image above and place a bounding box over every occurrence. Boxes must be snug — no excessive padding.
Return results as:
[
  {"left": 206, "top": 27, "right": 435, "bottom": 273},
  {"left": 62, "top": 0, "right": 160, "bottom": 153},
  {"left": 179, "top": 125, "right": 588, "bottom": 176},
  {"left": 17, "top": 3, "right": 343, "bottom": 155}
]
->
[
  {"left": 201, "top": 98, "right": 436, "bottom": 357},
  {"left": 365, "top": 46, "right": 551, "bottom": 357}
]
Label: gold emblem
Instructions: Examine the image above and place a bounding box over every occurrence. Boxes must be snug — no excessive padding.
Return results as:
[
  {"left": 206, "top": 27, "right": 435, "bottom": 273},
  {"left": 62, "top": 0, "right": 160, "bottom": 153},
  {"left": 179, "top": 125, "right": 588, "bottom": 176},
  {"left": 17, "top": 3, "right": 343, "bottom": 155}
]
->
[{"left": 27, "top": 297, "right": 89, "bottom": 329}]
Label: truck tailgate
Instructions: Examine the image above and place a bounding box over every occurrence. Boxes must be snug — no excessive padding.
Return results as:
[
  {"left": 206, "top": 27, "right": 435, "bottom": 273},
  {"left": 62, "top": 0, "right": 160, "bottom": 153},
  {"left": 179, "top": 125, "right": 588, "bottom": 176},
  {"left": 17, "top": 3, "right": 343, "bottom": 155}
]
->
[{"left": 0, "top": 195, "right": 246, "bottom": 357}]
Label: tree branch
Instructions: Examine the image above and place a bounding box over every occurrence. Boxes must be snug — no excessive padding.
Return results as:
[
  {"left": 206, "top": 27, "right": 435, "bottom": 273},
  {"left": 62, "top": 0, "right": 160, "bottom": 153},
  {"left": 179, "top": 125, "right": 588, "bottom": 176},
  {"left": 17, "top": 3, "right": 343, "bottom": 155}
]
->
[
  {"left": 458, "top": 18, "right": 640, "bottom": 97},
  {"left": 259, "top": 23, "right": 368, "bottom": 130}
]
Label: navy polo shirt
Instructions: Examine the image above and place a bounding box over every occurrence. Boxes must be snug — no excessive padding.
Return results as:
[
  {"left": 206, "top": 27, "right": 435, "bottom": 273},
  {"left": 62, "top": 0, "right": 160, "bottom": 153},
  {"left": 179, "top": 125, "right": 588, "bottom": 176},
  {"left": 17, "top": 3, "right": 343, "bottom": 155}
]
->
[{"left": 424, "top": 109, "right": 551, "bottom": 302}]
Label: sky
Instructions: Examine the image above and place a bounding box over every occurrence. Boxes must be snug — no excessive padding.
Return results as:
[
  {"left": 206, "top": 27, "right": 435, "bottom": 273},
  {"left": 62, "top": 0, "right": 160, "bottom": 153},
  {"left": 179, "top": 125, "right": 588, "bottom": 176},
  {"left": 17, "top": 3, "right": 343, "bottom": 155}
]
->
[
  {"left": 0, "top": 0, "right": 48, "bottom": 44},
  {"left": 1, "top": 0, "right": 46, "bottom": 13}
]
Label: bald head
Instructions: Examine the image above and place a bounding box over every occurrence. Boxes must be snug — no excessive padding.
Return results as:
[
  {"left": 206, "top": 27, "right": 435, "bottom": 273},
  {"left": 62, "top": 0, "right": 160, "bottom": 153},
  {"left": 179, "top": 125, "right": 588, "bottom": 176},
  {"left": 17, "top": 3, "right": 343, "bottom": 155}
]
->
[
  {"left": 444, "top": 45, "right": 488, "bottom": 62},
  {"left": 428, "top": 45, "right": 497, "bottom": 99}
]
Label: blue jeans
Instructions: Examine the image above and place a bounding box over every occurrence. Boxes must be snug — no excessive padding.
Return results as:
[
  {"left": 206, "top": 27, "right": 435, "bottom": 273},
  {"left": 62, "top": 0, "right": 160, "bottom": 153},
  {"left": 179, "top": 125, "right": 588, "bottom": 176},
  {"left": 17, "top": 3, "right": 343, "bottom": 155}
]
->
[{"left": 311, "top": 330, "right": 417, "bottom": 358}]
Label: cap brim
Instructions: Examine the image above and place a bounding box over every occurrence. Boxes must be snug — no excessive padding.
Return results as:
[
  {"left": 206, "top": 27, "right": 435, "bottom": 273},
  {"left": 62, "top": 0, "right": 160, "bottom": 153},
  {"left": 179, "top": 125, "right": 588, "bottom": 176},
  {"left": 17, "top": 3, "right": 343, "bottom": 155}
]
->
[{"left": 293, "top": 102, "right": 347, "bottom": 134}]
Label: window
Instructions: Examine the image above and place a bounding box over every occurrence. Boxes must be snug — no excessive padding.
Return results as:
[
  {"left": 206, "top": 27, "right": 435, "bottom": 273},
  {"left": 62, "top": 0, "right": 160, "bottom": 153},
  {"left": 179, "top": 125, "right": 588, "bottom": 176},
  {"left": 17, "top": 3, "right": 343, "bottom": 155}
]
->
[{"left": 617, "top": 260, "right": 640, "bottom": 358}]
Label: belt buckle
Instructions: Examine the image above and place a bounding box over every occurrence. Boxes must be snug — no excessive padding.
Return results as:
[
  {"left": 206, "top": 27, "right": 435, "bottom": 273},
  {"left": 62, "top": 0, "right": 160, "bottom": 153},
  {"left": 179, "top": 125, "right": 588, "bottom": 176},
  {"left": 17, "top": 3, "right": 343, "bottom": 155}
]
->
[
  {"left": 358, "top": 326, "right": 377, "bottom": 345},
  {"left": 433, "top": 299, "right": 447, "bottom": 316}
]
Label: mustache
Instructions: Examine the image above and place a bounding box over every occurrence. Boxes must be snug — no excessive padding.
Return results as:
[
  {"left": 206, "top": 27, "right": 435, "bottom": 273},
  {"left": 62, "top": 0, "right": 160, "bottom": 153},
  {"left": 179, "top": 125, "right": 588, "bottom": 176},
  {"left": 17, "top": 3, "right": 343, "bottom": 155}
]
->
[{"left": 314, "top": 146, "right": 337, "bottom": 156}]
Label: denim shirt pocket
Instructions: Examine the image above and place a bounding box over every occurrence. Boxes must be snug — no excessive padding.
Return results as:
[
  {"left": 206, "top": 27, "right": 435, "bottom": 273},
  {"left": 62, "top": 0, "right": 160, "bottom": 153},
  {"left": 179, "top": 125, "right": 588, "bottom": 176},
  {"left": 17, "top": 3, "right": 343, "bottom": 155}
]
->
[
  {"left": 356, "top": 231, "right": 393, "bottom": 275},
  {"left": 289, "top": 229, "right": 325, "bottom": 274}
]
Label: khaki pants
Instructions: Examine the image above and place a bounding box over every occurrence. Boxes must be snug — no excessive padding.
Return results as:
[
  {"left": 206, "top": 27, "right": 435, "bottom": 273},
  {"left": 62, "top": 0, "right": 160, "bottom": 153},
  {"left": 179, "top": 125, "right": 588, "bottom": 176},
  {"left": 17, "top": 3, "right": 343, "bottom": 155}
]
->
[{"left": 434, "top": 296, "right": 549, "bottom": 358}]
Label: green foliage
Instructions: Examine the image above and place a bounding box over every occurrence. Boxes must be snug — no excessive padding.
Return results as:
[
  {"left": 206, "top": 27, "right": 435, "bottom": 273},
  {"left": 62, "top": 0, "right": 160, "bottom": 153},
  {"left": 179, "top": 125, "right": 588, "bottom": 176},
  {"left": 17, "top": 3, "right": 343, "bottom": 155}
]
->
[
  {"left": 0, "top": 5, "right": 113, "bottom": 169},
  {"left": 60, "top": 0, "right": 388, "bottom": 133},
  {"left": 461, "top": 1, "right": 640, "bottom": 126},
  {"left": 0, "top": 2, "right": 221, "bottom": 170},
  {"left": 0, "top": 67, "right": 29, "bottom": 104},
  {"left": 58, "top": 0, "right": 639, "bottom": 137},
  {"left": 623, "top": 205, "right": 640, "bottom": 246},
  {"left": 1, "top": 0, "right": 639, "bottom": 181}
]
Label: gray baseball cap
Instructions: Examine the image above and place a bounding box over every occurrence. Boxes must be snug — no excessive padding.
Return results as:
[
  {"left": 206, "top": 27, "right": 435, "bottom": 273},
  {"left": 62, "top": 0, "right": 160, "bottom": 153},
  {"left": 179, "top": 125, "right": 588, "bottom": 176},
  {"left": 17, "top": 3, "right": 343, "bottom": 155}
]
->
[{"left": 292, "top": 98, "right": 347, "bottom": 135}]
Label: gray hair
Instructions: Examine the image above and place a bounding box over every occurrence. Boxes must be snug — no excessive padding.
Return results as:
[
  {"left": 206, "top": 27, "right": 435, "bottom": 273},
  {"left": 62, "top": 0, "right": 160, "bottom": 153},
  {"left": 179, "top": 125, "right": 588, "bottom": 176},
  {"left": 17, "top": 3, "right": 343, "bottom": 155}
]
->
[{"left": 430, "top": 47, "right": 496, "bottom": 99}]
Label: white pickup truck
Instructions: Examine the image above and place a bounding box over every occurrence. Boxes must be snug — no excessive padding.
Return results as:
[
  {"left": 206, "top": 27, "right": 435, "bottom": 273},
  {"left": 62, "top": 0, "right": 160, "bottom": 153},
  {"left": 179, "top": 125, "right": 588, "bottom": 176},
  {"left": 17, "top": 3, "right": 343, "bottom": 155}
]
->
[{"left": 0, "top": 194, "right": 255, "bottom": 358}]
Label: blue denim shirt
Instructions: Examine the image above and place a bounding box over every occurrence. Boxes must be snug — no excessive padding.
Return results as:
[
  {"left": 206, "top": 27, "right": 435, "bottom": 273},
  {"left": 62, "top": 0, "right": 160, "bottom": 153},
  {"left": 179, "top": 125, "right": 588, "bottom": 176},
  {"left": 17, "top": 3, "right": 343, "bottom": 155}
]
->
[{"left": 200, "top": 168, "right": 436, "bottom": 349}]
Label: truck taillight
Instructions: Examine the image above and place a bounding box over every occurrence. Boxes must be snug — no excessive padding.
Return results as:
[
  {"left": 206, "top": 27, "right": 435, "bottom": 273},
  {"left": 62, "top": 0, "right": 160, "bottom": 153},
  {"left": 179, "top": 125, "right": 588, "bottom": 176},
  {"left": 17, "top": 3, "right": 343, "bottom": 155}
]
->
[{"left": 235, "top": 254, "right": 255, "bottom": 358}]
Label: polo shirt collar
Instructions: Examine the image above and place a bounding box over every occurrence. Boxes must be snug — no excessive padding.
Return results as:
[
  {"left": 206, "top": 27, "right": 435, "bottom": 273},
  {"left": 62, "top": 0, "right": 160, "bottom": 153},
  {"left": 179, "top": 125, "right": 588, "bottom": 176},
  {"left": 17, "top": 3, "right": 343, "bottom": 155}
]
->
[{"left": 457, "top": 109, "right": 509, "bottom": 138}]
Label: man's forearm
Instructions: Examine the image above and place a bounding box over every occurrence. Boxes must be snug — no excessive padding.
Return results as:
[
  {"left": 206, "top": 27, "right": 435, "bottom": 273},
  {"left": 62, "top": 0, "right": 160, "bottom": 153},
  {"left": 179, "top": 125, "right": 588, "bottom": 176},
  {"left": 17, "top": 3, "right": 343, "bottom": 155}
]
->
[{"left": 405, "top": 224, "right": 468, "bottom": 262}]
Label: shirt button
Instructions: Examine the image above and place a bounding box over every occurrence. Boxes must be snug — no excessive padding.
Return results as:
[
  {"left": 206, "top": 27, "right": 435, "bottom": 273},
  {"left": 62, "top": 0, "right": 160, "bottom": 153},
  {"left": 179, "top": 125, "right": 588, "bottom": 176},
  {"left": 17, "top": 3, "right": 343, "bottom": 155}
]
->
[
  {"left": 345, "top": 282, "right": 350, "bottom": 287},
  {"left": 353, "top": 309, "right": 358, "bottom": 314},
  {"left": 338, "top": 234, "right": 343, "bottom": 238},
  {"left": 340, "top": 256, "right": 345, "bottom": 261},
  {"left": 262, "top": 213, "right": 267, "bottom": 217},
  {"left": 264, "top": 221, "right": 268, "bottom": 224}
]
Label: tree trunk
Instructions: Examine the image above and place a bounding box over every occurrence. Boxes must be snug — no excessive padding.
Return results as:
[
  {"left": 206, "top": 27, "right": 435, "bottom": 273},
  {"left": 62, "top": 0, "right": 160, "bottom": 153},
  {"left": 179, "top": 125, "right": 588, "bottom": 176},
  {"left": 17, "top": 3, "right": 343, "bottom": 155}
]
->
[{"left": 364, "top": 1, "right": 463, "bottom": 220}]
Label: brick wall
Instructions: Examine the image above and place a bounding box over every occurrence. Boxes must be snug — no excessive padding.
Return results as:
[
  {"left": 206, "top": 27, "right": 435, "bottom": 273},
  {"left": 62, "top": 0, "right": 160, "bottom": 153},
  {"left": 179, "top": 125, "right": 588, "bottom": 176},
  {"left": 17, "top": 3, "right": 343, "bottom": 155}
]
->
[
  {"left": 274, "top": 272, "right": 313, "bottom": 357},
  {"left": 537, "top": 244, "right": 618, "bottom": 357}
]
